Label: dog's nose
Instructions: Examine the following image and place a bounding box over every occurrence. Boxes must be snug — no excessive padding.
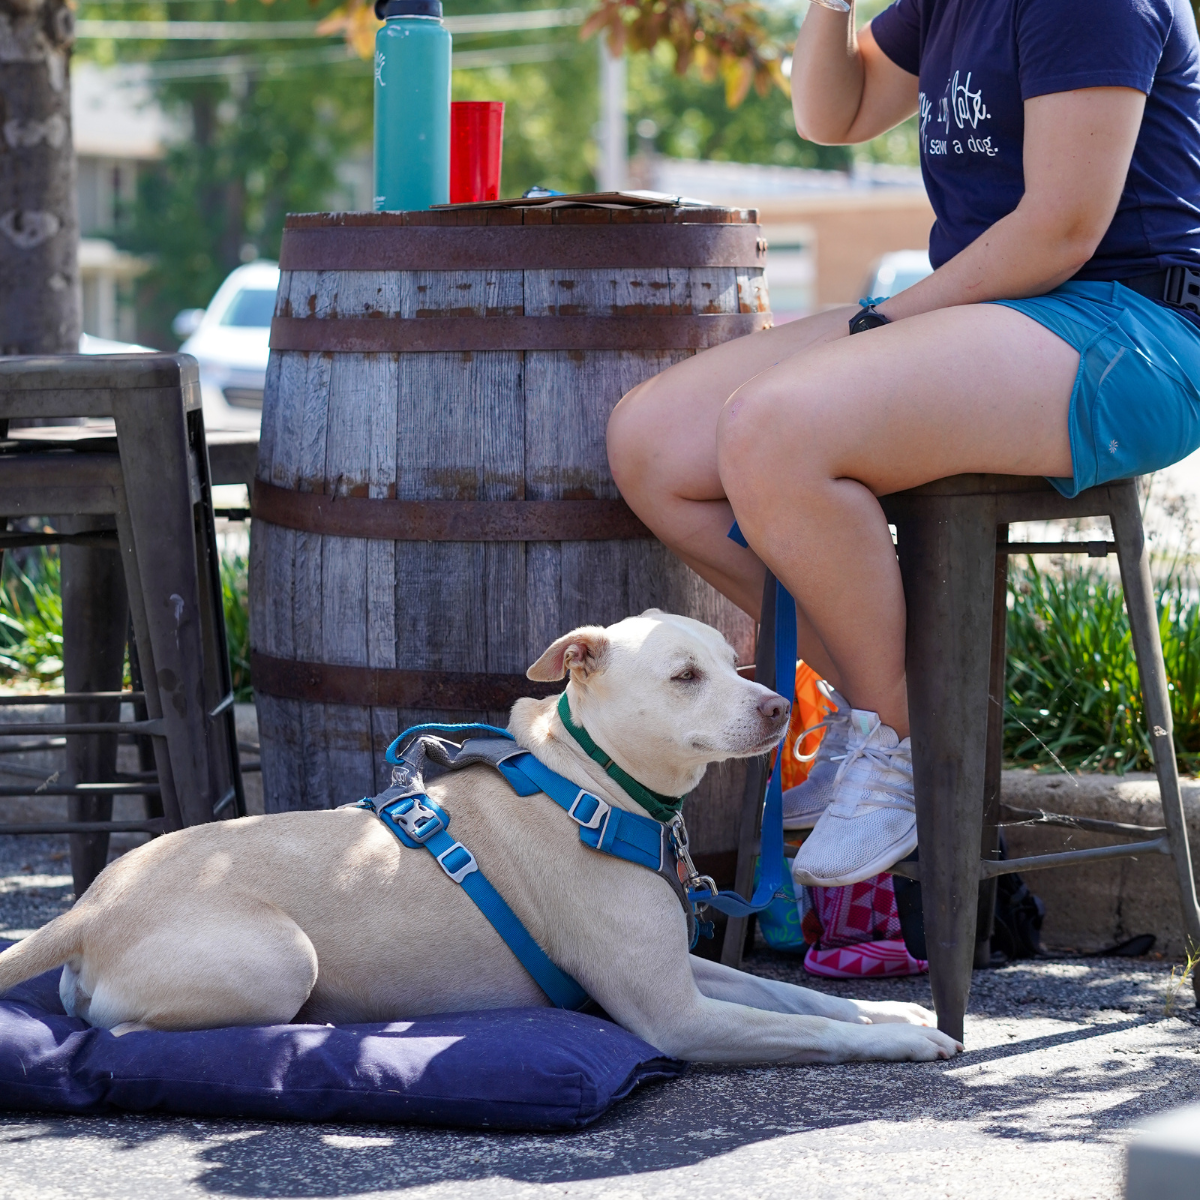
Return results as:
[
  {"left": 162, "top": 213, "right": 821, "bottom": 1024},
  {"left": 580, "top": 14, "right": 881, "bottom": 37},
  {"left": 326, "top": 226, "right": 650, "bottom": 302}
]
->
[{"left": 758, "top": 692, "right": 790, "bottom": 722}]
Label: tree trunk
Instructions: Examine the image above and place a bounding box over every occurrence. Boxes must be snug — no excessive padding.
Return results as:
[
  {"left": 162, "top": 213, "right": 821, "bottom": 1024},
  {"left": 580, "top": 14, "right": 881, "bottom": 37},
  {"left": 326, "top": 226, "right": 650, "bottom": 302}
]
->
[{"left": 0, "top": 0, "right": 79, "bottom": 355}]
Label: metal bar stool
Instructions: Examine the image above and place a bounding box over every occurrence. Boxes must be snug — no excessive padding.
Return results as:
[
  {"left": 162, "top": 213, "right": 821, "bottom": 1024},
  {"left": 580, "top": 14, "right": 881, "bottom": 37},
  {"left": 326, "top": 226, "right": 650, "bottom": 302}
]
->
[
  {"left": 0, "top": 353, "right": 245, "bottom": 896},
  {"left": 723, "top": 473, "right": 1200, "bottom": 1041}
]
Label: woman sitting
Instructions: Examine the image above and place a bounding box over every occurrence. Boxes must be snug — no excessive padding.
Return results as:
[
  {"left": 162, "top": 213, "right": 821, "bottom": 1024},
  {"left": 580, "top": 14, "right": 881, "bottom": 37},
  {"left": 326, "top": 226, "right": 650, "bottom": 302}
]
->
[{"left": 607, "top": 0, "right": 1200, "bottom": 887}]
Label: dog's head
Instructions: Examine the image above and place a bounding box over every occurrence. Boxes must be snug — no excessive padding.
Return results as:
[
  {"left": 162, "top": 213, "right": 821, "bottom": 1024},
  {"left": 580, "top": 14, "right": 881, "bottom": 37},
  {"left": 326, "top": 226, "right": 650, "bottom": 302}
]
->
[{"left": 525, "top": 610, "right": 790, "bottom": 798}]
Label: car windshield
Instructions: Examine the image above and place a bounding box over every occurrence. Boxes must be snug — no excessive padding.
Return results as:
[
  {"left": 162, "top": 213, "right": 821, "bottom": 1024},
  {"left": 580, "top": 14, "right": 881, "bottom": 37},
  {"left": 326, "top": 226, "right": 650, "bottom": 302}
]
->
[{"left": 219, "top": 288, "right": 277, "bottom": 328}]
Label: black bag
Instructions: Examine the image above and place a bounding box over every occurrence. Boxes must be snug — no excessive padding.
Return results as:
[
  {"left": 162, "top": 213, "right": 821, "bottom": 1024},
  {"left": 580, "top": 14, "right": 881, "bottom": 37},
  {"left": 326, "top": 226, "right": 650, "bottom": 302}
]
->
[{"left": 891, "top": 842, "right": 1045, "bottom": 963}]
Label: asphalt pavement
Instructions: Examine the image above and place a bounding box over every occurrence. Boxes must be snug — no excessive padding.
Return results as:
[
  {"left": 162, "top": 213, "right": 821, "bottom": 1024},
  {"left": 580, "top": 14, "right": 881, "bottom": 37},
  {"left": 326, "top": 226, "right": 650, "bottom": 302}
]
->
[{"left": 2, "top": 833, "right": 1198, "bottom": 1200}]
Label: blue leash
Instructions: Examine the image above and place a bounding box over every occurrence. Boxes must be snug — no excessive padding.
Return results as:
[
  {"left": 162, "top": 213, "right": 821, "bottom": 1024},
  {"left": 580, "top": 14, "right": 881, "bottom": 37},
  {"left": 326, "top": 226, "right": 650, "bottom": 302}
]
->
[{"left": 692, "top": 521, "right": 798, "bottom": 918}]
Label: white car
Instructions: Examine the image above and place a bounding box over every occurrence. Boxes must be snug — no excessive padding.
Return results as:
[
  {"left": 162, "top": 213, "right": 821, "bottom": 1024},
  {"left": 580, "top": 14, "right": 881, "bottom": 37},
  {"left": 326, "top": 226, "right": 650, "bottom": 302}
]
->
[
  {"left": 174, "top": 261, "right": 279, "bottom": 433},
  {"left": 862, "top": 249, "right": 933, "bottom": 300}
]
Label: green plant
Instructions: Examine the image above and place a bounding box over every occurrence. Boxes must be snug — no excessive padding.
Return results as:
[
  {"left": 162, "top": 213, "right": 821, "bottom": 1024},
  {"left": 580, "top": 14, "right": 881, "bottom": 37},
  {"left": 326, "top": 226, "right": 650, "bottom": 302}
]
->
[
  {"left": 221, "top": 552, "right": 253, "bottom": 702},
  {"left": 0, "top": 545, "right": 252, "bottom": 700},
  {"left": 1004, "top": 559, "right": 1200, "bottom": 774},
  {"left": 1163, "top": 943, "right": 1200, "bottom": 1016},
  {"left": 0, "top": 549, "right": 64, "bottom": 685}
]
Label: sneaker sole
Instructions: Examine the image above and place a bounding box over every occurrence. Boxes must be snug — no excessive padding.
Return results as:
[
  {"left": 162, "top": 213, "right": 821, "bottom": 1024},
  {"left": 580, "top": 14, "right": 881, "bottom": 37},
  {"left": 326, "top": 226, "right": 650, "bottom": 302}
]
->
[
  {"left": 782, "top": 811, "right": 823, "bottom": 832},
  {"left": 790, "top": 823, "right": 919, "bottom": 888}
]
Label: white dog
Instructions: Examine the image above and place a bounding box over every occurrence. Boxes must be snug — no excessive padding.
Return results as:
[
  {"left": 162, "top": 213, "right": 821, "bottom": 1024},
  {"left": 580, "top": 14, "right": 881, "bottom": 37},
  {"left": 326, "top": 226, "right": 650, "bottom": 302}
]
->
[{"left": 0, "top": 611, "right": 961, "bottom": 1064}]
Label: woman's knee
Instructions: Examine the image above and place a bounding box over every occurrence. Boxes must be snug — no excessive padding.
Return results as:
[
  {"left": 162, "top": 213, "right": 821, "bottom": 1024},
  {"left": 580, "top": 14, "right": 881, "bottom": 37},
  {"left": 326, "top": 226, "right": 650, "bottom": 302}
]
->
[
  {"left": 716, "top": 376, "right": 826, "bottom": 493},
  {"left": 606, "top": 379, "right": 654, "bottom": 490}
]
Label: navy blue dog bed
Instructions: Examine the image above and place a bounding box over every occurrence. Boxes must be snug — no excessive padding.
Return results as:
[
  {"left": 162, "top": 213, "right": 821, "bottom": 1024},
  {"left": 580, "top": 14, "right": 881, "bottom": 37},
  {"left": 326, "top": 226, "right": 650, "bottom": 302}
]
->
[{"left": 0, "top": 941, "right": 685, "bottom": 1129}]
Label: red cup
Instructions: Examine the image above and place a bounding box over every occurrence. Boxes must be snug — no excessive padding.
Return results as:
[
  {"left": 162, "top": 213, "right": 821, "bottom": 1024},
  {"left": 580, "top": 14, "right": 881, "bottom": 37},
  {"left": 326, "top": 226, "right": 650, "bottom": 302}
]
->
[{"left": 450, "top": 101, "right": 505, "bottom": 203}]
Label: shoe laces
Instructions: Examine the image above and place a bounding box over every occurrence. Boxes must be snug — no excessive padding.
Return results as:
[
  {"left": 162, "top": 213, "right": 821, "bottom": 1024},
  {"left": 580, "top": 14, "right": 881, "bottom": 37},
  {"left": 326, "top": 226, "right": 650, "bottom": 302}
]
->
[
  {"left": 829, "top": 715, "right": 914, "bottom": 813},
  {"left": 791, "top": 680, "right": 847, "bottom": 765}
]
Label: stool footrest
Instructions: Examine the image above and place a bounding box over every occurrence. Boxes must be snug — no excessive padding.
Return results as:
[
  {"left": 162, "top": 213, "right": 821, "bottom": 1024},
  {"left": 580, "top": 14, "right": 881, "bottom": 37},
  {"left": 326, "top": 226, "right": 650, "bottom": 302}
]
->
[
  {"left": 0, "top": 819, "right": 166, "bottom": 835},
  {"left": 0, "top": 720, "right": 165, "bottom": 737},
  {"left": 999, "top": 803, "right": 1166, "bottom": 839},
  {"left": 979, "top": 837, "right": 1171, "bottom": 877}
]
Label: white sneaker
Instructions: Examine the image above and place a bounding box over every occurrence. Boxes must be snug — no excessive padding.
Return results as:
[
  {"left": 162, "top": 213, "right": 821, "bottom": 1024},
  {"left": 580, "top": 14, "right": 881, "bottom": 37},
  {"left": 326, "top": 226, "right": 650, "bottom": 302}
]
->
[
  {"left": 790, "top": 710, "right": 916, "bottom": 888},
  {"left": 782, "top": 683, "right": 850, "bottom": 831}
]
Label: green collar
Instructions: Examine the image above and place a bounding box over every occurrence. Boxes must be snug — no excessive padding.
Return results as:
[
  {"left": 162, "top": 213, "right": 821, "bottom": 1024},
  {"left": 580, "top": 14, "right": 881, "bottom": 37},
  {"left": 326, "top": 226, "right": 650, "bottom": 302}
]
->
[{"left": 556, "top": 692, "right": 685, "bottom": 823}]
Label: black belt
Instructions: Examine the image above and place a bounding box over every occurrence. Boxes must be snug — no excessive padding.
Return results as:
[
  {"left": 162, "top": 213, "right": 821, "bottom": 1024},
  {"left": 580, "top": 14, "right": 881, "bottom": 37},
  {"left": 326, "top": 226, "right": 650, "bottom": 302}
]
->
[{"left": 1113, "top": 265, "right": 1200, "bottom": 310}]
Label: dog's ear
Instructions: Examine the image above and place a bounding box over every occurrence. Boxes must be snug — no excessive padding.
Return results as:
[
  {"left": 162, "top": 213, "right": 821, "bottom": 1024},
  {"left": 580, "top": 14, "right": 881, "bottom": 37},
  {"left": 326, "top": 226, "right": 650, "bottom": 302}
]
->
[{"left": 527, "top": 626, "right": 609, "bottom": 682}]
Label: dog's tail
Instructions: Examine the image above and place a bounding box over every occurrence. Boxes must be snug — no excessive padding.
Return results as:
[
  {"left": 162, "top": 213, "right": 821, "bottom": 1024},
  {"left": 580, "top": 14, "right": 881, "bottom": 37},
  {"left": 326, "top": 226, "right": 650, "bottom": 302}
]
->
[{"left": 0, "top": 911, "right": 84, "bottom": 995}]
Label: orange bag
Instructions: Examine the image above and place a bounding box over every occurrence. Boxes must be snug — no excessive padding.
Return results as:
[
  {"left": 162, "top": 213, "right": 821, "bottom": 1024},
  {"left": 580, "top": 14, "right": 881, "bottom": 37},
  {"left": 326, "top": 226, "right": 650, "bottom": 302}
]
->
[{"left": 779, "top": 660, "right": 835, "bottom": 792}]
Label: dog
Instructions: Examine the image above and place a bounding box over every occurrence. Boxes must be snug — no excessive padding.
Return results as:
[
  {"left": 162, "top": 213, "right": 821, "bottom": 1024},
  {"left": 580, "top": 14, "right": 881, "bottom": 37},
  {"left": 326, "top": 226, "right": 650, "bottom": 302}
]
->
[{"left": 0, "top": 610, "right": 961, "bottom": 1064}]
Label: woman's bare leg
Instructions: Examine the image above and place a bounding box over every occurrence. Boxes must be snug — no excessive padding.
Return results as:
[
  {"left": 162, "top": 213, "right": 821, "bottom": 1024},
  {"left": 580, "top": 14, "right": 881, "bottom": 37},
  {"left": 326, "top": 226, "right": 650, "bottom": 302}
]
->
[
  {"left": 715, "top": 303, "right": 1077, "bottom": 737},
  {"left": 608, "top": 305, "right": 855, "bottom": 687}
]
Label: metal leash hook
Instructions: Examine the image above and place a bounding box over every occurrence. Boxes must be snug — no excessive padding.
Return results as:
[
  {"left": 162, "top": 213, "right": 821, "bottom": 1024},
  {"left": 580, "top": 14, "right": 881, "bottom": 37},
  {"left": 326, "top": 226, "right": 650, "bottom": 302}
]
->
[{"left": 668, "top": 813, "right": 717, "bottom": 904}]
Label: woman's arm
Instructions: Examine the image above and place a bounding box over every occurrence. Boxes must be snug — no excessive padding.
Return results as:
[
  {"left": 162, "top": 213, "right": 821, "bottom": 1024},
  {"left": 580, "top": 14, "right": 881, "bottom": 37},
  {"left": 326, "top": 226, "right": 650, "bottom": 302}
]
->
[
  {"left": 792, "top": 11, "right": 919, "bottom": 144},
  {"left": 879, "top": 86, "right": 1147, "bottom": 321}
]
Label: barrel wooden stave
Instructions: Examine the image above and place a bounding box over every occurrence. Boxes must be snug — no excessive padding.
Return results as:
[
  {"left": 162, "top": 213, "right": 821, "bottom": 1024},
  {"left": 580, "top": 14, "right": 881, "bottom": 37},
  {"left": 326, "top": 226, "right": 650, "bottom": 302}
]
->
[{"left": 252, "top": 211, "right": 764, "bottom": 876}]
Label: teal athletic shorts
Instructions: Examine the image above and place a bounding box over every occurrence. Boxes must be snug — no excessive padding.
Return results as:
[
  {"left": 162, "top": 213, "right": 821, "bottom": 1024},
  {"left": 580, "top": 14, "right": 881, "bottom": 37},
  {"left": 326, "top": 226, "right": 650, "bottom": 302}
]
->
[{"left": 991, "top": 279, "right": 1200, "bottom": 498}]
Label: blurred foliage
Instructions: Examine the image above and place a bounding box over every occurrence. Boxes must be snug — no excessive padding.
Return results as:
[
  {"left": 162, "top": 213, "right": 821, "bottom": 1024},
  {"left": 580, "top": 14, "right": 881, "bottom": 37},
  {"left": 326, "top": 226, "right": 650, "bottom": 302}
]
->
[
  {"left": 1005, "top": 560, "right": 1200, "bottom": 774},
  {"left": 76, "top": 0, "right": 920, "bottom": 341},
  {"left": 582, "top": 0, "right": 787, "bottom": 106},
  {"left": 80, "top": 0, "right": 372, "bottom": 347},
  {"left": 221, "top": 552, "right": 253, "bottom": 702},
  {"left": 0, "top": 547, "right": 252, "bottom": 700},
  {"left": 0, "top": 549, "right": 64, "bottom": 686}
]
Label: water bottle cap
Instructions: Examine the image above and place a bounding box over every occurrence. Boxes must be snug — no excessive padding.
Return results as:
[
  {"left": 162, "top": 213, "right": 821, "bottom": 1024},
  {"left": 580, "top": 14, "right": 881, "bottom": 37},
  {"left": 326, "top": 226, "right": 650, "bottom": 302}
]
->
[{"left": 375, "top": 0, "right": 442, "bottom": 18}]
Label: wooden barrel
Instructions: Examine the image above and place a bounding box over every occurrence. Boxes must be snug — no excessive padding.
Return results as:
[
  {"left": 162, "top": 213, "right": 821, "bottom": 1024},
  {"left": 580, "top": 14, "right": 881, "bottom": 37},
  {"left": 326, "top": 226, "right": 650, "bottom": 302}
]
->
[{"left": 249, "top": 204, "right": 770, "bottom": 884}]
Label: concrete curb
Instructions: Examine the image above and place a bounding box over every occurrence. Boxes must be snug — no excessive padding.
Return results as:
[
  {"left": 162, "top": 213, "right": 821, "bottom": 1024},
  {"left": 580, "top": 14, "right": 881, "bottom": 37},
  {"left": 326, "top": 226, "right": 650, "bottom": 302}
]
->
[{"left": 1002, "top": 769, "right": 1200, "bottom": 956}]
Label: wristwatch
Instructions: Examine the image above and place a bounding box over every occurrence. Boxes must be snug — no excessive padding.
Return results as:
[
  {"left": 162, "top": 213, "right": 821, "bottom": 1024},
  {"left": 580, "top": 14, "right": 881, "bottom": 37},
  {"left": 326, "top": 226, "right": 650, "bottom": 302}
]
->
[{"left": 848, "top": 304, "right": 891, "bottom": 335}]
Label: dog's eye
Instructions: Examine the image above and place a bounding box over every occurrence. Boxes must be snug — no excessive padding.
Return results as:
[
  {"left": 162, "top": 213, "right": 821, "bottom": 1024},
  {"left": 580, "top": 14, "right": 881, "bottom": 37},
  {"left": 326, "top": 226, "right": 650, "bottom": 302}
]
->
[{"left": 672, "top": 668, "right": 698, "bottom": 682}]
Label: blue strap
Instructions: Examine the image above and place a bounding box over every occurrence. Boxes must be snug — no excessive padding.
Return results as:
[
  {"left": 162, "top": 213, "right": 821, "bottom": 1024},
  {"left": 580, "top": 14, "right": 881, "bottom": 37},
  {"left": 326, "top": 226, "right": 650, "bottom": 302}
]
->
[
  {"left": 502, "top": 753, "right": 666, "bottom": 871},
  {"left": 373, "top": 792, "right": 589, "bottom": 1011},
  {"left": 687, "top": 522, "right": 797, "bottom": 918},
  {"left": 384, "top": 723, "right": 513, "bottom": 765}
]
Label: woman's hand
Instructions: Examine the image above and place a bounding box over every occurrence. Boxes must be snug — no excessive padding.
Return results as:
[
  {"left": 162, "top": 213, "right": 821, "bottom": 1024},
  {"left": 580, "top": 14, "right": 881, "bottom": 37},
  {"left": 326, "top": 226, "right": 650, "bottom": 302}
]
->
[
  {"left": 880, "top": 87, "right": 1147, "bottom": 321},
  {"left": 791, "top": 11, "right": 919, "bottom": 145}
]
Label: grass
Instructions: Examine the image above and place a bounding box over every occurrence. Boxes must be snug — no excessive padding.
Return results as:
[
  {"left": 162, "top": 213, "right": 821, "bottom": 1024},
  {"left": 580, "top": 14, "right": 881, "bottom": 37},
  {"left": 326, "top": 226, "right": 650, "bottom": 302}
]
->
[{"left": 0, "top": 546, "right": 252, "bottom": 701}]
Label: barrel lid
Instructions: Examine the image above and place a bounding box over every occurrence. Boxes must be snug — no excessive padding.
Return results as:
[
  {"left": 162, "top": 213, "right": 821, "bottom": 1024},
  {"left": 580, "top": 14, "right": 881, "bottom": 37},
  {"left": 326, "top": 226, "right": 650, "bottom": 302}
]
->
[{"left": 374, "top": 0, "right": 442, "bottom": 19}]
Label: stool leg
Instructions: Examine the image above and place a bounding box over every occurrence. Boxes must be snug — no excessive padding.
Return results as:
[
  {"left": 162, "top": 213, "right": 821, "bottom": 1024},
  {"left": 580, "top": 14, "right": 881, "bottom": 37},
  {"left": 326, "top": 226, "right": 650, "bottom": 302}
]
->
[
  {"left": 897, "top": 497, "right": 996, "bottom": 1042},
  {"left": 111, "top": 388, "right": 214, "bottom": 828},
  {"left": 1110, "top": 483, "right": 1200, "bottom": 1000},
  {"left": 976, "top": 540, "right": 1008, "bottom": 967},
  {"left": 721, "top": 571, "right": 777, "bottom": 968},
  {"left": 60, "top": 517, "right": 129, "bottom": 898}
]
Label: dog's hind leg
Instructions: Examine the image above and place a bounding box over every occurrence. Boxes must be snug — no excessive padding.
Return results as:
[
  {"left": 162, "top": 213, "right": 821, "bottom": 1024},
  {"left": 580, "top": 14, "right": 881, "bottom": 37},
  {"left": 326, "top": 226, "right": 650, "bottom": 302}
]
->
[
  {"left": 688, "top": 956, "right": 937, "bottom": 1027},
  {"left": 81, "top": 899, "right": 318, "bottom": 1032}
]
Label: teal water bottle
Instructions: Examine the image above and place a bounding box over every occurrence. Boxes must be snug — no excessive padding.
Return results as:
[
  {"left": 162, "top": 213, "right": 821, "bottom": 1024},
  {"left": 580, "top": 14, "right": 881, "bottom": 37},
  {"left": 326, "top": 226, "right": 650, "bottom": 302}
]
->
[{"left": 373, "top": 0, "right": 451, "bottom": 211}]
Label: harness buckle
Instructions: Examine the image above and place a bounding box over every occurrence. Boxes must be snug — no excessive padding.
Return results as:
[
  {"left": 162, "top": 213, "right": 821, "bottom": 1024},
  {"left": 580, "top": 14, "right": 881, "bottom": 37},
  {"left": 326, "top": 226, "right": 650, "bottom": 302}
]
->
[
  {"left": 435, "top": 841, "right": 478, "bottom": 883},
  {"left": 389, "top": 795, "right": 445, "bottom": 843},
  {"left": 568, "top": 789, "right": 611, "bottom": 834}
]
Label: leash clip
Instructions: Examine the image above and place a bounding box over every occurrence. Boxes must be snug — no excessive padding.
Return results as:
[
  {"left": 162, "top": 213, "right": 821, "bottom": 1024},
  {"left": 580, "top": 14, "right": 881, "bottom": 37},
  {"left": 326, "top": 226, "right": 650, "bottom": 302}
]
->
[
  {"left": 668, "top": 812, "right": 718, "bottom": 901},
  {"left": 435, "top": 841, "right": 479, "bottom": 883},
  {"left": 389, "top": 795, "right": 445, "bottom": 843}
]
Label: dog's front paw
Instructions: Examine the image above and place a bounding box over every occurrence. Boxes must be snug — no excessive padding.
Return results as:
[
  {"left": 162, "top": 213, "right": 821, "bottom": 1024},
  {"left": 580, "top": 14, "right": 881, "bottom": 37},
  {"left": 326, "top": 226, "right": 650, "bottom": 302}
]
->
[
  {"left": 846, "top": 1022, "right": 963, "bottom": 1063},
  {"left": 849, "top": 999, "right": 938, "bottom": 1027}
]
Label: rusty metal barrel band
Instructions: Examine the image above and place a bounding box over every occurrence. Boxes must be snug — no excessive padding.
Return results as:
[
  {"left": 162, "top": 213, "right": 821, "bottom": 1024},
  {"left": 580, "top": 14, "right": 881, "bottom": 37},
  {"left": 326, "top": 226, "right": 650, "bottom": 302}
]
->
[
  {"left": 269, "top": 312, "right": 771, "bottom": 353},
  {"left": 250, "top": 651, "right": 561, "bottom": 710},
  {"left": 278, "top": 223, "right": 765, "bottom": 271},
  {"left": 251, "top": 480, "right": 654, "bottom": 541}
]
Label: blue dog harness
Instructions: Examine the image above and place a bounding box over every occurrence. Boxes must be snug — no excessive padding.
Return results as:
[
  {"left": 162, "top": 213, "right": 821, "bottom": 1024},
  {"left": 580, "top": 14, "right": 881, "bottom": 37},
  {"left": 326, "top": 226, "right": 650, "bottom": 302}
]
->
[{"left": 351, "top": 581, "right": 797, "bottom": 1009}]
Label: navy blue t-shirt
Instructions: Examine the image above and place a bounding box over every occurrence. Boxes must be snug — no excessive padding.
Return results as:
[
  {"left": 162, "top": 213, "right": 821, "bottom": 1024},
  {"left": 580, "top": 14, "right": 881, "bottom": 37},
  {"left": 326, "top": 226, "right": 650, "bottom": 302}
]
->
[{"left": 871, "top": 0, "right": 1200, "bottom": 278}]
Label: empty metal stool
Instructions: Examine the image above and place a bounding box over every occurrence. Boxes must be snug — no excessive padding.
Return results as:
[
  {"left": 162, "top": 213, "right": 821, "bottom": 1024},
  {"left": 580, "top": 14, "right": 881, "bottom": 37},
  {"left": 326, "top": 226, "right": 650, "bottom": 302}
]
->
[
  {"left": 722, "top": 474, "right": 1200, "bottom": 1042},
  {"left": 0, "top": 353, "right": 244, "bottom": 896}
]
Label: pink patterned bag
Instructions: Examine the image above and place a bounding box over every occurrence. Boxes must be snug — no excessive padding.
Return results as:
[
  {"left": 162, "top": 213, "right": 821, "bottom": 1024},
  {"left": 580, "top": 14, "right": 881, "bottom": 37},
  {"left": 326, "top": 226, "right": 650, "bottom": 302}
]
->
[{"left": 802, "top": 873, "right": 927, "bottom": 979}]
